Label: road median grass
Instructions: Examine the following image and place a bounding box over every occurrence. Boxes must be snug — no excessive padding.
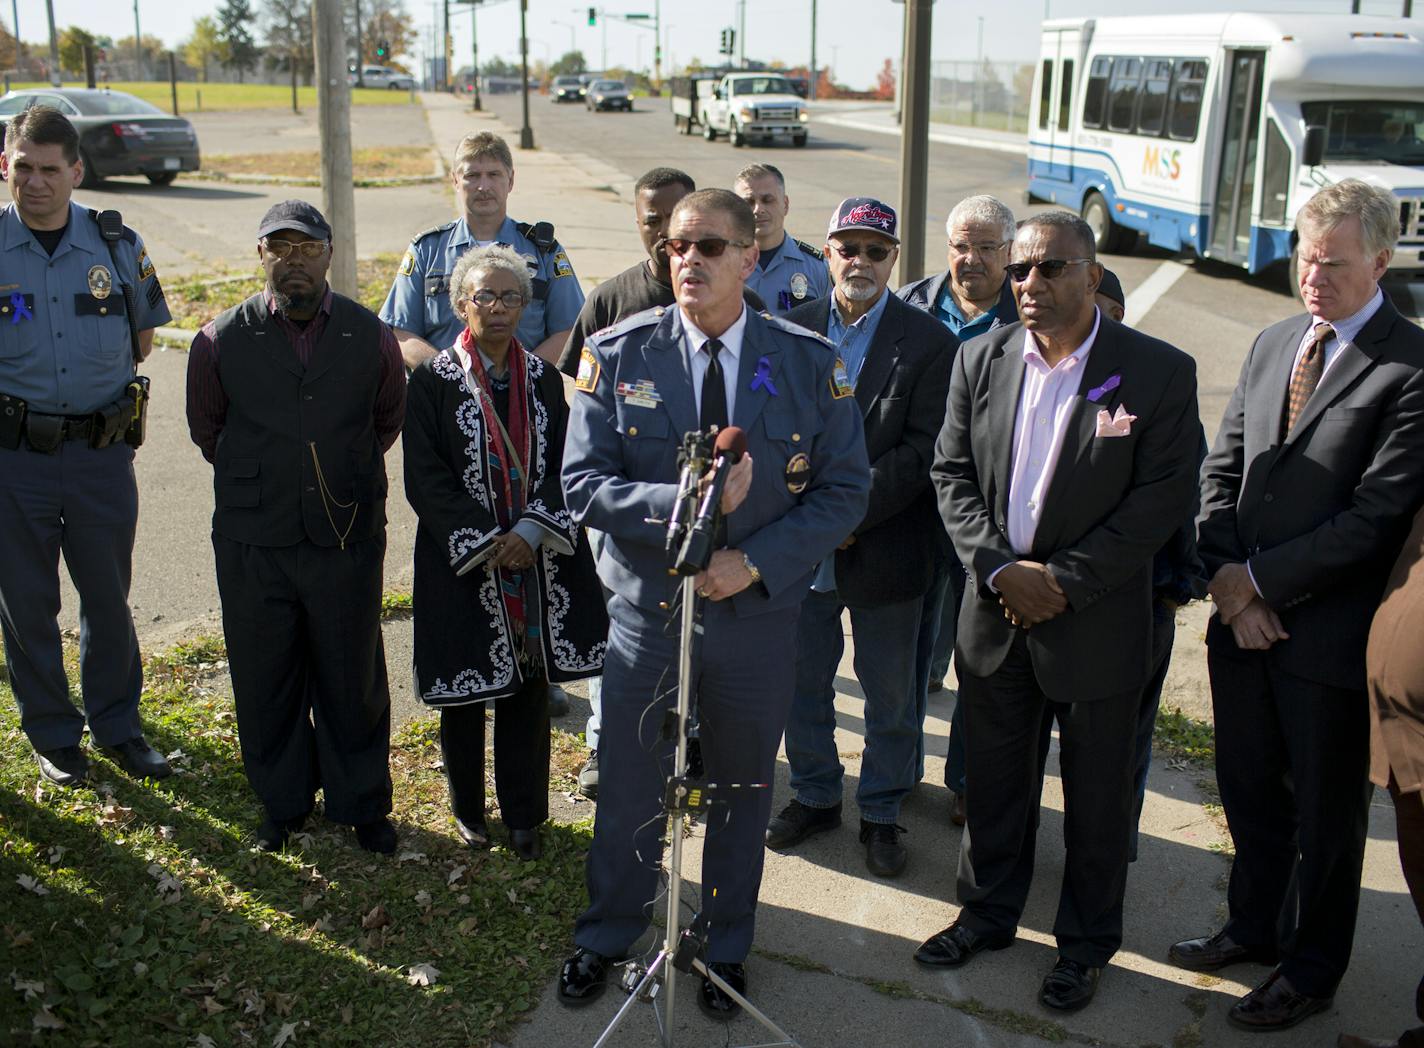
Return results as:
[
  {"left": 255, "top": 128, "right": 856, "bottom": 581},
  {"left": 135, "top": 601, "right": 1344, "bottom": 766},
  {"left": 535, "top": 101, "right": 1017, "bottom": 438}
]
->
[
  {"left": 201, "top": 148, "right": 436, "bottom": 183},
  {"left": 1, "top": 637, "right": 592, "bottom": 1046},
  {"left": 3, "top": 81, "right": 420, "bottom": 112},
  {"left": 164, "top": 254, "right": 402, "bottom": 331}
]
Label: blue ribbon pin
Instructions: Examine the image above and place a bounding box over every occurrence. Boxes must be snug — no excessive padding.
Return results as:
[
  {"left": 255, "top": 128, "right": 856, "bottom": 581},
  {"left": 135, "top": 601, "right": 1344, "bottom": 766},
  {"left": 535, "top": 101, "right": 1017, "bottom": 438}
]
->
[
  {"left": 1087, "top": 373, "right": 1121, "bottom": 403},
  {"left": 750, "top": 355, "right": 778, "bottom": 397},
  {"left": 10, "top": 292, "right": 32, "bottom": 325}
]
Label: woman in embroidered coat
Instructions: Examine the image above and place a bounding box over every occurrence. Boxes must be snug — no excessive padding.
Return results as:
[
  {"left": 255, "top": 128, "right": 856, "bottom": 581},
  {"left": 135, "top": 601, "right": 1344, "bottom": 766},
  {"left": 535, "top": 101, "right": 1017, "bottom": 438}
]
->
[{"left": 403, "top": 245, "right": 606, "bottom": 861}]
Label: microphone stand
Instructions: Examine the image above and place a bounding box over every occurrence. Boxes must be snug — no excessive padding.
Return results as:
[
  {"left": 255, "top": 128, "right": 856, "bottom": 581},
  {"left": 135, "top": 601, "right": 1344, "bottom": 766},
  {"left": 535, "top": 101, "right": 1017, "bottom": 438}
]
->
[{"left": 596, "top": 432, "right": 799, "bottom": 1048}]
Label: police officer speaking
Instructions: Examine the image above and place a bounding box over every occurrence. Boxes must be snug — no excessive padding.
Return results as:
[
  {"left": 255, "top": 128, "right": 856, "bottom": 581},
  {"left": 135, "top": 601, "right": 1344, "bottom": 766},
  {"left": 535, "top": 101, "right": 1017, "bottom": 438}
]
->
[
  {"left": 381, "top": 131, "right": 584, "bottom": 368},
  {"left": 735, "top": 163, "right": 830, "bottom": 315},
  {"left": 558, "top": 189, "right": 869, "bottom": 1016},
  {"left": 0, "top": 106, "right": 171, "bottom": 787}
]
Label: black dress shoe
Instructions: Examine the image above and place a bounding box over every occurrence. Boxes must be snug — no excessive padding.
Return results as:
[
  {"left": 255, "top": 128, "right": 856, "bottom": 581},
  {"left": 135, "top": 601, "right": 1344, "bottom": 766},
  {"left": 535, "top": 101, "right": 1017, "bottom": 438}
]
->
[
  {"left": 454, "top": 817, "right": 490, "bottom": 849},
  {"left": 1168, "top": 929, "right": 1277, "bottom": 972},
  {"left": 558, "top": 948, "right": 613, "bottom": 1007},
  {"left": 35, "top": 745, "right": 90, "bottom": 787},
  {"left": 1228, "top": 970, "right": 1333, "bottom": 1031},
  {"left": 765, "top": 799, "right": 841, "bottom": 849},
  {"left": 255, "top": 810, "right": 310, "bottom": 852},
  {"left": 699, "top": 961, "right": 746, "bottom": 1019},
  {"left": 859, "top": 820, "right": 908, "bottom": 877},
  {"left": 99, "top": 736, "right": 172, "bottom": 780},
  {"left": 1040, "top": 957, "right": 1100, "bottom": 1011},
  {"left": 509, "top": 827, "right": 542, "bottom": 861},
  {"left": 913, "top": 921, "right": 1014, "bottom": 968},
  {"left": 547, "top": 685, "right": 571, "bottom": 718},
  {"left": 355, "top": 817, "right": 398, "bottom": 854}
]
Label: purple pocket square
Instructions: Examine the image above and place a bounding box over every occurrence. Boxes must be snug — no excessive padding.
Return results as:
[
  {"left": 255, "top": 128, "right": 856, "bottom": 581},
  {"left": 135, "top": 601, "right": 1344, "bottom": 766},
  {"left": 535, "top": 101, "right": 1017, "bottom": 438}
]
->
[{"left": 1088, "top": 374, "right": 1122, "bottom": 403}]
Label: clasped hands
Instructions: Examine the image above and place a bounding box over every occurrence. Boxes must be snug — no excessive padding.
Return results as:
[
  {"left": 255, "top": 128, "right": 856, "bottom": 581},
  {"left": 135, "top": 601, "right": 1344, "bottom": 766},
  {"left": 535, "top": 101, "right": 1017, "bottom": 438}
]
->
[
  {"left": 488, "top": 533, "right": 535, "bottom": 570},
  {"left": 697, "top": 453, "right": 754, "bottom": 515},
  {"left": 995, "top": 561, "right": 1067, "bottom": 628},
  {"left": 691, "top": 455, "right": 755, "bottom": 602},
  {"left": 1208, "top": 562, "right": 1290, "bottom": 651}
]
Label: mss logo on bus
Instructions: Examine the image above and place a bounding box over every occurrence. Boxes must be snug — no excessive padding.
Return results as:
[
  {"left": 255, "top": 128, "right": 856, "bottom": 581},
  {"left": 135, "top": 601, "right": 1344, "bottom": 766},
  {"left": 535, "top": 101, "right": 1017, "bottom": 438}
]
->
[{"left": 1143, "top": 145, "right": 1183, "bottom": 180}]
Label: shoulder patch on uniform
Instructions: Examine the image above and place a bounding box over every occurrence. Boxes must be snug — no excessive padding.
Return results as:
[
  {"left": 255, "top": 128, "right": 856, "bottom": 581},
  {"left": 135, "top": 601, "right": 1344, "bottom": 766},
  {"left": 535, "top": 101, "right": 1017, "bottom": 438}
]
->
[
  {"left": 411, "top": 221, "right": 456, "bottom": 245},
  {"left": 137, "top": 246, "right": 155, "bottom": 281},
  {"left": 794, "top": 238, "right": 824, "bottom": 259},
  {"left": 552, "top": 250, "right": 573, "bottom": 278},
  {"left": 829, "top": 357, "right": 854, "bottom": 399},
  {"left": 575, "top": 347, "right": 600, "bottom": 392},
  {"left": 399, "top": 249, "right": 416, "bottom": 276}
]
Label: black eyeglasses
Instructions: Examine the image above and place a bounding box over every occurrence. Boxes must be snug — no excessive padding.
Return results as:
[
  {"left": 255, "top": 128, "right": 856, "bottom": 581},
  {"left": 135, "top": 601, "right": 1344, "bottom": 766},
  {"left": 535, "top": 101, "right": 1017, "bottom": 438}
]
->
[
  {"left": 467, "top": 290, "right": 527, "bottom": 309},
  {"left": 830, "top": 241, "right": 894, "bottom": 262},
  {"left": 1004, "top": 258, "right": 1093, "bottom": 282},
  {"left": 262, "top": 238, "right": 329, "bottom": 260},
  {"left": 661, "top": 237, "right": 751, "bottom": 258}
]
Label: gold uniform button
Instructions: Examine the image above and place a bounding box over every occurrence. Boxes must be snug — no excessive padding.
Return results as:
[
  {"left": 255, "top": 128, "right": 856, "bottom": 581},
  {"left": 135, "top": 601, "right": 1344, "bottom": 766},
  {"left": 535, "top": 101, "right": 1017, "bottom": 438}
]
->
[
  {"left": 628, "top": 426, "right": 638, "bottom": 436},
  {"left": 792, "top": 432, "right": 801, "bottom": 442},
  {"left": 99, "top": 306, "right": 107, "bottom": 315}
]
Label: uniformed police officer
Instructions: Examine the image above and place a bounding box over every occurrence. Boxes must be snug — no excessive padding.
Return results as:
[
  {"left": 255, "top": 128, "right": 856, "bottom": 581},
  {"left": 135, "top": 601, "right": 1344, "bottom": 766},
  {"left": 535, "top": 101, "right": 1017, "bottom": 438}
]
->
[
  {"left": 557, "top": 189, "right": 869, "bottom": 1017},
  {"left": 0, "top": 106, "right": 171, "bottom": 787},
  {"left": 734, "top": 163, "right": 830, "bottom": 314},
  {"left": 381, "top": 131, "right": 584, "bottom": 369}
]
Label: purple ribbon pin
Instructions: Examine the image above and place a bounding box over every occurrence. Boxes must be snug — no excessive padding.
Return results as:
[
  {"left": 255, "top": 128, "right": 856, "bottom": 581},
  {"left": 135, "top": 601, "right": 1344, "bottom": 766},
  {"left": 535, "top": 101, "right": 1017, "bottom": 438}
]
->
[
  {"left": 1087, "top": 373, "right": 1121, "bottom": 403},
  {"left": 750, "top": 355, "right": 778, "bottom": 397},
  {"left": 9, "top": 292, "right": 32, "bottom": 325}
]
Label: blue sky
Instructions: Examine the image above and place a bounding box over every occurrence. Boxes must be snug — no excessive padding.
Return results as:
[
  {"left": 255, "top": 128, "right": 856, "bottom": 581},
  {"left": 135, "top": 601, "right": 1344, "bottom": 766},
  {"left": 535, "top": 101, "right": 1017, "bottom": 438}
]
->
[{"left": 7, "top": 0, "right": 1417, "bottom": 90}]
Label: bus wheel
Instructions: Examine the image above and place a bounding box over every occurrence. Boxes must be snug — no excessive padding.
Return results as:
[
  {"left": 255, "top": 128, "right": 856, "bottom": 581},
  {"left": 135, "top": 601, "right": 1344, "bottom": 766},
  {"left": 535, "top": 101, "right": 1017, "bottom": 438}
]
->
[{"left": 1082, "top": 192, "right": 1128, "bottom": 254}]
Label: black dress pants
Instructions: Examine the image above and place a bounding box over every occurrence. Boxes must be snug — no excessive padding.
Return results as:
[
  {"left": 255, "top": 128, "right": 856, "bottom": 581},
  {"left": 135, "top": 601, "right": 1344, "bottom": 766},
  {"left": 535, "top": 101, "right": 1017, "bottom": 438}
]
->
[
  {"left": 439, "top": 674, "right": 550, "bottom": 831},
  {"left": 213, "top": 533, "right": 393, "bottom": 826},
  {"left": 1209, "top": 645, "right": 1372, "bottom": 997},
  {"left": 956, "top": 632, "right": 1138, "bottom": 967}
]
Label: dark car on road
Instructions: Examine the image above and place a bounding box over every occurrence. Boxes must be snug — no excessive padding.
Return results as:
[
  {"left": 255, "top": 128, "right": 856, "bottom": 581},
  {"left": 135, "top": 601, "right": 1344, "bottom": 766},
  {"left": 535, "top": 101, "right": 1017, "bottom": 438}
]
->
[
  {"left": 552, "top": 75, "right": 583, "bottom": 103},
  {"left": 586, "top": 79, "right": 632, "bottom": 112},
  {"left": 0, "top": 88, "right": 200, "bottom": 187}
]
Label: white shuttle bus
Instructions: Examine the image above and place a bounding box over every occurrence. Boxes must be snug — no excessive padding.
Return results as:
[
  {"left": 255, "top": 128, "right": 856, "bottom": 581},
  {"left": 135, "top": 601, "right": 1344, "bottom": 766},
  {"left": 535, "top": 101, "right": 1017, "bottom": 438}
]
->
[{"left": 1027, "top": 14, "right": 1424, "bottom": 282}]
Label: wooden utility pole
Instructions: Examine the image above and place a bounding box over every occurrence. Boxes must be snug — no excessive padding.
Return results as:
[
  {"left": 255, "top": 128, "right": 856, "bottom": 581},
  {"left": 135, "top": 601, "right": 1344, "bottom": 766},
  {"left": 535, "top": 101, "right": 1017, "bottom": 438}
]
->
[
  {"left": 897, "top": 0, "right": 932, "bottom": 284},
  {"left": 313, "top": 0, "right": 357, "bottom": 297}
]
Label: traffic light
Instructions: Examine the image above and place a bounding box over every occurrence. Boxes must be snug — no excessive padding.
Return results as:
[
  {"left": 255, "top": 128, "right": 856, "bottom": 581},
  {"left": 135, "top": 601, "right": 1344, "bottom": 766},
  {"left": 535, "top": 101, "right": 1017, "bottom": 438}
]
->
[
  {"left": 587, "top": 6, "right": 597, "bottom": 25},
  {"left": 375, "top": 39, "right": 389, "bottom": 58},
  {"left": 719, "top": 28, "right": 735, "bottom": 56}
]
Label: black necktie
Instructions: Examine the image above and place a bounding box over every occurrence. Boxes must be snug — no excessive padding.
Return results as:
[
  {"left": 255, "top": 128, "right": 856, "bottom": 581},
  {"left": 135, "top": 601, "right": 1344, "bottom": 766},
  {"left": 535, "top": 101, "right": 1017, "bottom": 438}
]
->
[{"left": 700, "top": 339, "right": 729, "bottom": 434}]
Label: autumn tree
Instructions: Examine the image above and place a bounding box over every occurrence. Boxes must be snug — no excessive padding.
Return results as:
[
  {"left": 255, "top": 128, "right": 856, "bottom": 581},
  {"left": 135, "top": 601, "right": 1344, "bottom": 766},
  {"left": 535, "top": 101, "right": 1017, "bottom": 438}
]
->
[
  {"left": 873, "top": 58, "right": 895, "bottom": 101},
  {"left": 183, "top": 16, "right": 227, "bottom": 82},
  {"left": 115, "top": 34, "right": 166, "bottom": 77},
  {"left": 262, "top": 0, "right": 314, "bottom": 85},
  {"left": 549, "top": 50, "right": 587, "bottom": 76},
  {"left": 346, "top": 0, "right": 416, "bottom": 71},
  {"left": 57, "top": 26, "right": 96, "bottom": 76},
  {"left": 217, "top": 0, "right": 260, "bottom": 82}
]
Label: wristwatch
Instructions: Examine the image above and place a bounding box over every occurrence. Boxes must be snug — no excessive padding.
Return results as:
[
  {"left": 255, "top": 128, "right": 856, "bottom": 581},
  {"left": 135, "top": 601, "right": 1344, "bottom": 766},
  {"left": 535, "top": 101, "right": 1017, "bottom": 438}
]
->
[{"left": 742, "top": 553, "right": 762, "bottom": 585}]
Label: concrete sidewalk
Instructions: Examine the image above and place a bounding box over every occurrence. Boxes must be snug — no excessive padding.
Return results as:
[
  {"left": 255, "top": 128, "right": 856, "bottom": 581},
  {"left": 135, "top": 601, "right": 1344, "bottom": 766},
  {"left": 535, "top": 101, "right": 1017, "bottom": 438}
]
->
[
  {"left": 428, "top": 94, "right": 1423, "bottom": 1047},
  {"left": 814, "top": 101, "right": 1029, "bottom": 157}
]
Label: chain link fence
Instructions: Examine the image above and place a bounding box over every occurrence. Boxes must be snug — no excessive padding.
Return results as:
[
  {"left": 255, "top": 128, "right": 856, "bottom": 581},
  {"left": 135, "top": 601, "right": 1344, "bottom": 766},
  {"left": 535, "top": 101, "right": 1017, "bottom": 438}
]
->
[{"left": 930, "top": 59, "right": 1035, "bottom": 134}]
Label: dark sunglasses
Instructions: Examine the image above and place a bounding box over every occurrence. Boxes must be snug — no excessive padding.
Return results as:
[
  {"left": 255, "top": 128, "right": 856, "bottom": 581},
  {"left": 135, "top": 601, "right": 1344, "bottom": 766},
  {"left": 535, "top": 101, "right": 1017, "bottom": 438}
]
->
[
  {"left": 1005, "top": 258, "right": 1093, "bottom": 282},
  {"left": 830, "top": 241, "right": 894, "bottom": 262},
  {"left": 661, "top": 237, "right": 751, "bottom": 258},
  {"left": 263, "top": 238, "right": 329, "bottom": 260}
]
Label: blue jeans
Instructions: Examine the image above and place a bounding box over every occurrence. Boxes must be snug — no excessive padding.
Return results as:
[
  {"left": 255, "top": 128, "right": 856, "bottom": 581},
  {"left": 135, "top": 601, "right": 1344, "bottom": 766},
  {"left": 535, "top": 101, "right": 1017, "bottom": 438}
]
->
[
  {"left": 784, "top": 589, "right": 924, "bottom": 824},
  {"left": 914, "top": 553, "right": 967, "bottom": 786}
]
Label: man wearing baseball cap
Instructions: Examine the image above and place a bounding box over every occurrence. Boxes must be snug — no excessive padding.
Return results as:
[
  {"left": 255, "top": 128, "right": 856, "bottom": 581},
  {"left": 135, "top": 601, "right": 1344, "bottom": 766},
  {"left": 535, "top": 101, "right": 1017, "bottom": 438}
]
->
[
  {"left": 186, "top": 200, "right": 408, "bottom": 854},
  {"left": 766, "top": 198, "right": 955, "bottom": 877}
]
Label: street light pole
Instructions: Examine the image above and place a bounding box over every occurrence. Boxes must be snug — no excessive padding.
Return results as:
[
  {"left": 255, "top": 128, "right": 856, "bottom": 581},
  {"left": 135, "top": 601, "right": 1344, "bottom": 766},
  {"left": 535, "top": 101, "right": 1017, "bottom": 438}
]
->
[
  {"left": 43, "top": 0, "right": 59, "bottom": 87},
  {"left": 519, "top": 0, "right": 534, "bottom": 148},
  {"left": 354, "top": 0, "right": 365, "bottom": 86},
  {"left": 898, "top": 0, "right": 932, "bottom": 285},
  {"left": 133, "top": 0, "right": 144, "bottom": 79},
  {"left": 809, "top": 0, "right": 817, "bottom": 100},
  {"left": 470, "top": 0, "right": 481, "bottom": 110}
]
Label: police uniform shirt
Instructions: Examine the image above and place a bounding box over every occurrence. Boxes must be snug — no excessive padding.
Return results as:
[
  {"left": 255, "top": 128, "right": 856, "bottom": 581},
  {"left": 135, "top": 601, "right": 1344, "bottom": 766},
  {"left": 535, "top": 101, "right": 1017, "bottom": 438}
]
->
[
  {"left": 0, "top": 201, "right": 170, "bottom": 415},
  {"left": 744, "top": 233, "right": 830, "bottom": 315},
  {"left": 381, "top": 215, "right": 584, "bottom": 352}
]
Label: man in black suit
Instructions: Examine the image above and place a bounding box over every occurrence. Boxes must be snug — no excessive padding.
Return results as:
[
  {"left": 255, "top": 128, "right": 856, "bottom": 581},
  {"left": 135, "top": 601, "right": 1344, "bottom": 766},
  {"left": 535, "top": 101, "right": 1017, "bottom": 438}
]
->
[
  {"left": 915, "top": 211, "right": 1199, "bottom": 1012},
  {"left": 1170, "top": 178, "right": 1424, "bottom": 1032},
  {"left": 765, "top": 197, "right": 955, "bottom": 877}
]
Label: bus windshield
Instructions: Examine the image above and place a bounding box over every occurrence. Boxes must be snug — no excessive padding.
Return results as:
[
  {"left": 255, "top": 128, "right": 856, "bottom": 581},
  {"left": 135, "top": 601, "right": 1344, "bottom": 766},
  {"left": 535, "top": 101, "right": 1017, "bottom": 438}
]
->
[
  {"left": 1301, "top": 100, "right": 1424, "bottom": 164},
  {"left": 731, "top": 77, "right": 796, "bottom": 97}
]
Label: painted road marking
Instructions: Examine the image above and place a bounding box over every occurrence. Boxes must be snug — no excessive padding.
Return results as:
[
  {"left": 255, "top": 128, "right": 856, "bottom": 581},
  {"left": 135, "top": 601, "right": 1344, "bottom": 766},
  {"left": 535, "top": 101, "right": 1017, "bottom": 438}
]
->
[{"left": 1124, "top": 260, "right": 1190, "bottom": 324}]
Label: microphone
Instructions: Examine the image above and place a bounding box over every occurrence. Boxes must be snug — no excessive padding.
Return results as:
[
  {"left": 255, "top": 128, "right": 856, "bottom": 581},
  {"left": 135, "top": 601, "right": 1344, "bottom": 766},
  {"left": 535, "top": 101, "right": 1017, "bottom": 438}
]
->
[{"left": 675, "top": 426, "right": 747, "bottom": 575}]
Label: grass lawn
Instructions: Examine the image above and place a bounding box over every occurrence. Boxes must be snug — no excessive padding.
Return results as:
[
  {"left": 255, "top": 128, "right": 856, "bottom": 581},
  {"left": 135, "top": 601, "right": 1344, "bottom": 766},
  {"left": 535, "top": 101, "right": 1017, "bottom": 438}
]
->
[
  {"left": 3, "top": 81, "right": 420, "bottom": 113},
  {"left": 202, "top": 148, "right": 436, "bottom": 183},
  {"left": 0, "top": 636, "right": 593, "bottom": 1046},
  {"left": 163, "top": 254, "right": 403, "bottom": 331}
]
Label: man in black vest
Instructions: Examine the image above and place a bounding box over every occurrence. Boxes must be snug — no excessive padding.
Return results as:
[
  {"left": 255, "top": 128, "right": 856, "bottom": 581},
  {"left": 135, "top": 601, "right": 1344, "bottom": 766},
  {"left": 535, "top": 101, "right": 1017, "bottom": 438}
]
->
[{"left": 185, "top": 201, "right": 407, "bottom": 854}]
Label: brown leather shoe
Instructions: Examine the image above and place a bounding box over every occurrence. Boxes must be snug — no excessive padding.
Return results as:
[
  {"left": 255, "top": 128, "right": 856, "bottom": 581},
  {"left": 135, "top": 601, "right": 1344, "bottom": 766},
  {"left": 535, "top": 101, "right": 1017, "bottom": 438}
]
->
[
  {"left": 1228, "top": 970, "right": 1332, "bottom": 1031},
  {"left": 1337, "top": 1035, "right": 1401, "bottom": 1048},
  {"left": 1168, "top": 929, "right": 1276, "bottom": 971}
]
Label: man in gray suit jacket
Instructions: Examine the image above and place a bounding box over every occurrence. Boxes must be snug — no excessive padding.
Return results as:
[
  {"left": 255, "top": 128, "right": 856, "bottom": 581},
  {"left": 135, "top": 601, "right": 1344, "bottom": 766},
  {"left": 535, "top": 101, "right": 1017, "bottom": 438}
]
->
[
  {"left": 1171, "top": 179, "right": 1424, "bottom": 1033},
  {"left": 916, "top": 211, "right": 1200, "bottom": 1013}
]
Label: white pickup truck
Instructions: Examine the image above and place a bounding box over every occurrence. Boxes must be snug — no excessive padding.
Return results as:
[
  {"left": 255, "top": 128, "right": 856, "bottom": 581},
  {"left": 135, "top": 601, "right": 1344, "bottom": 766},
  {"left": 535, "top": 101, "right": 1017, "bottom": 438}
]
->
[{"left": 697, "top": 72, "right": 809, "bottom": 148}]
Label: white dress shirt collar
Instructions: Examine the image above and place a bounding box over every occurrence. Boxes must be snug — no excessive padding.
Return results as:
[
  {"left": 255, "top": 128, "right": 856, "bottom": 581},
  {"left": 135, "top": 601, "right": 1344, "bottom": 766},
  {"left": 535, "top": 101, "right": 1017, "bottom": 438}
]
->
[{"left": 681, "top": 304, "right": 748, "bottom": 423}]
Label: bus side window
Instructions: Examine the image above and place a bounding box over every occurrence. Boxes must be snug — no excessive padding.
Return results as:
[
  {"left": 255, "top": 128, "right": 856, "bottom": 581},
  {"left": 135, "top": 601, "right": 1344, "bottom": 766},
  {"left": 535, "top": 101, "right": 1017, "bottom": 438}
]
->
[
  {"left": 1261, "top": 119, "right": 1291, "bottom": 225},
  {"left": 1107, "top": 57, "right": 1143, "bottom": 133},
  {"left": 1082, "top": 56, "right": 1111, "bottom": 129},
  {"left": 1039, "top": 59, "right": 1054, "bottom": 131},
  {"left": 1136, "top": 59, "right": 1174, "bottom": 137},
  {"left": 1167, "top": 60, "right": 1209, "bottom": 142},
  {"left": 1059, "top": 60, "right": 1074, "bottom": 131}
]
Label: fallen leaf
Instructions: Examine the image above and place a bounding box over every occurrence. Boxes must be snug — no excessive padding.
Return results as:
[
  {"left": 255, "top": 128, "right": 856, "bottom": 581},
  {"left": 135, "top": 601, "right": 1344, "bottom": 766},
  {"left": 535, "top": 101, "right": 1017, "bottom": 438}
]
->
[
  {"left": 46, "top": 845, "right": 64, "bottom": 865},
  {"left": 360, "top": 905, "right": 391, "bottom": 930},
  {"left": 413, "top": 890, "right": 432, "bottom": 909},
  {"left": 32, "top": 782, "right": 47, "bottom": 804},
  {"left": 340, "top": 1005, "right": 353, "bottom": 1025},
  {"left": 158, "top": 826, "right": 176, "bottom": 841},
  {"left": 300, "top": 893, "right": 321, "bottom": 912},
  {"left": 133, "top": 962, "right": 148, "bottom": 977},
  {"left": 10, "top": 976, "right": 44, "bottom": 999},
  {"left": 506, "top": 888, "right": 517, "bottom": 904},
  {"left": 194, "top": 1035, "right": 219, "bottom": 1047},
  {"left": 456, "top": 894, "right": 470, "bottom": 906},
  {"left": 397, "top": 851, "right": 427, "bottom": 865},
  {"left": 272, "top": 1021, "right": 298, "bottom": 1047},
  {"left": 98, "top": 799, "right": 135, "bottom": 827},
  {"left": 269, "top": 992, "right": 296, "bottom": 1016},
  {"left": 201, "top": 996, "right": 225, "bottom": 1015},
  {"left": 290, "top": 832, "right": 314, "bottom": 849},
  {"left": 166, "top": 749, "right": 188, "bottom": 764},
  {"left": 7, "top": 929, "right": 33, "bottom": 947},
  {"left": 16, "top": 874, "right": 49, "bottom": 896},
  {"left": 446, "top": 865, "right": 466, "bottom": 885},
  {"left": 406, "top": 963, "right": 441, "bottom": 987},
  {"left": 456, "top": 917, "right": 478, "bottom": 935},
  {"left": 32, "top": 1006, "right": 65, "bottom": 1031},
  {"left": 311, "top": 915, "right": 334, "bottom": 933}
]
